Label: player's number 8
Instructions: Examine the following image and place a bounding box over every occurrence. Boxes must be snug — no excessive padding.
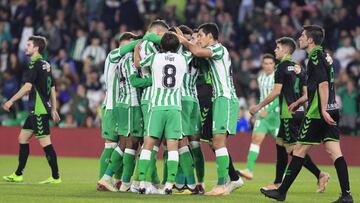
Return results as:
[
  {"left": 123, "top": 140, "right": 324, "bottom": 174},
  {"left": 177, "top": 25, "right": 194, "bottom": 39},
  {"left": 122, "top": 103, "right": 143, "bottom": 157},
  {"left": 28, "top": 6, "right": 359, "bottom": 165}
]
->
[{"left": 163, "top": 64, "right": 176, "bottom": 88}]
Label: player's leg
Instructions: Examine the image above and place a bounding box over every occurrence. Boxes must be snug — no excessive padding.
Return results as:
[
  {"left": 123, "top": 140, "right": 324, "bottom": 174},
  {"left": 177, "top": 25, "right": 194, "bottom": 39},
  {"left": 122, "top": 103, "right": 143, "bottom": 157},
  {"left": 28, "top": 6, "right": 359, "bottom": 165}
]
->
[
  {"left": 120, "top": 136, "right": 140, "bottom": 191},
  {"left": 240, "top": 128, "right": 266, "bottom": 180},
  {"left": 161, "top": 139, "right": 168, "bottom": 185},
  {"left": 36, "top": 114, "right": 61, "bottom": 184},
  {"left": 138, "top": 110, "right": 163, "bottom": 194},
  {"left": 178, "top": 138, "right": 196, "bottom": 191},
  {"left": 324, "top": 141, "right": 353, "bottom": 202},
  {"left": 3, "top": 119, "right": 33, "bottom": 183},
  {"left": 188, "top": 135, "right": 205, "bottom": 189},
  {"left": 99, "top": 107, "right": 118, "bottom": 179}
]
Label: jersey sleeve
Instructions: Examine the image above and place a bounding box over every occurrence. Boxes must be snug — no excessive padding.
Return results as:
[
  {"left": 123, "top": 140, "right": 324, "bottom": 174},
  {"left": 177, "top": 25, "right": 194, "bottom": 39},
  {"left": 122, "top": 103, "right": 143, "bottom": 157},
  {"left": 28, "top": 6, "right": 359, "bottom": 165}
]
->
[
  {"left": 274, "top": 64, "right": 285, "bottom": 84},
  {"left": 22, "top": 65, "right": 37, "bottom": 84},
  {"left": 139, "top": 53, "right": 155, "bottom": 68},
  {"left": 145, "top": 41, "right": 158, "bottom": 55},
  {"left": 311, "top": 52, "right": 327, "bottom": 84},
  {"left": 207, "top": 44, "right": 224, "bottom": 60}
]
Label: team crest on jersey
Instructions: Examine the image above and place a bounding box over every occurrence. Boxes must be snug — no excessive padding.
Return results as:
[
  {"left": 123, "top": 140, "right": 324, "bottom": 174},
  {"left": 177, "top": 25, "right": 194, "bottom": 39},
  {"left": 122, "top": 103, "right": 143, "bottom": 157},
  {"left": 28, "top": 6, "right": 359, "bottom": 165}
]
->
[{"left": 42, "top": 62, "right": 51, "bottom": 72}]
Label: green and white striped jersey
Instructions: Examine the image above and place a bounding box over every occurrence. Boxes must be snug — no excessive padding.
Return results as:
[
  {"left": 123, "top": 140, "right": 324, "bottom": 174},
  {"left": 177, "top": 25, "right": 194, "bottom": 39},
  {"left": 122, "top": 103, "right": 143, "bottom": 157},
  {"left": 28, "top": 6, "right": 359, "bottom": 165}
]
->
[
  {"left": 117, "top": 52, "right": 141, "bottom": 107},
  {"left": 140, "top": 52, "right": 192, "bottom": 110},
  {"left": 257, "top": 71, "right": 279, "bottom": 112},
  {"left": 138, "top": 40, "right": 159, "bottom": 104},
  {"left": 207, "top": 43, "right": 237, "bottom": 99},
  {"left": 103, "top": 54, "right": 120, "bottom": 110},
  {"left": 182, "top": 53, "right": 199, "bottom": 101}
]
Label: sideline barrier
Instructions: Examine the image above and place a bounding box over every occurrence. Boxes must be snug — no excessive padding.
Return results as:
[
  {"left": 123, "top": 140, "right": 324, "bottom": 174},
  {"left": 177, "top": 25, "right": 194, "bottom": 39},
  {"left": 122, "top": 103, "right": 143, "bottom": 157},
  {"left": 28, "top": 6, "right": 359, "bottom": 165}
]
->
[{"left": 0, "top": 126, "right": 359, "bottom": 166}]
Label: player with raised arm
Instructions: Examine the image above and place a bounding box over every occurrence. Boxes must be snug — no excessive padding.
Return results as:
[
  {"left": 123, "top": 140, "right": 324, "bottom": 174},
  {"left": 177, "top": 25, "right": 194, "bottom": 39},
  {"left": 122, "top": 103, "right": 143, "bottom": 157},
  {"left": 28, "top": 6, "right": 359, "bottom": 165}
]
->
[
  {"left": 177, "top": 23, "right": 239, "bottom": 196},
  {"left": 137, "top": 32, "right": 190, "bottom": 195},
  {"left": 261, "top": 25, "right": 353, "bottom": 203},
  {"left": 2, "top": 36, "right": 61, "bottom": 184}
]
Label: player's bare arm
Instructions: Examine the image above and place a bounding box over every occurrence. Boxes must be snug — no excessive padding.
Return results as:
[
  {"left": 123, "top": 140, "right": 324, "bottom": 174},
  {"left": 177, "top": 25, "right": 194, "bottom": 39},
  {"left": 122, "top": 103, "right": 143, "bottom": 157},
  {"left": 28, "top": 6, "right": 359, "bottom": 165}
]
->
[
  {"left": 2, "top": 83, "right": 32, "bottom": 112},
  {"left": 249, "top": 84, "right": 282, "bottom": 116},
  {"left": 51, "top": 86, "right": 60, "bottom": 123},
  {"left": 319, "top": 81, "right": 336, "bottom": 125},
  {"left": 133, "top": 41, "right": 142, "bottom": 69},
  {"left": 288, "top": 86, "right": 308, "bottom": 113}
]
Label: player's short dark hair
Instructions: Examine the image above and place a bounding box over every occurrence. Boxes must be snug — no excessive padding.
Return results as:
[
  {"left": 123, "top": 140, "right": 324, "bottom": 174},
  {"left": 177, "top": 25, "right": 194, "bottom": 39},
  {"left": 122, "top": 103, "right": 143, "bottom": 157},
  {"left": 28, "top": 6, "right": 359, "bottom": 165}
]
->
[
  {"left": 168, "top": 26, "right": 176, "bottom": 32},
  {"left": 262, "top": 53, "right": 275, "bottom": 62},
  {"left": 161, "top": 32, "right": 179, "bottom": 53},
  {"left": 118, "top": 32, "right": 138, "bottom": 43},
  {"left": 303, "top": 25, "right": 325, "bottom": 45},
  {"left": 193, "top": 28, "right": 199, "bottom": 33},
  {"left": 149, "top": 19, "right": 170, "bottom": 30},
  {"left": 179, "top": 25, "right": 193, "bottom": 35},
  {"left": 198, "top": 23, "right": 219, "bottom": 40},
  {"left": 28, "top": 35, "right": 47, "bottom": 53},
  {"left": 276, "top": 37, "right": 297, "bottom": 54}
]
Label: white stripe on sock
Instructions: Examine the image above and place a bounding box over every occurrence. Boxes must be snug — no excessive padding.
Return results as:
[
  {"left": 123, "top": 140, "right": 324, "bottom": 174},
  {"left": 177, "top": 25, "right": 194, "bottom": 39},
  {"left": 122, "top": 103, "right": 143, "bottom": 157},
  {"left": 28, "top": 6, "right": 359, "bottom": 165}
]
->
[
  {"left": 249, "top": 143, "right": 260, "bottom": 153},
  {"left": 114, "top": 146, "right": 124, "bottom": 156},
  {"left": 215, "top": 147, "right": 229, "bottom": 157},
  {"left": 105, "top": 142, "right": 117, "bottom": 149},
  {"left": 124, "top": 148, "right": 136, "bottom": 155},
  {"left": 168, "top": 151, "right": 179, "bottom": 162},
  {"left": 179, "top": 146, "right": 190, "bottom": 155},
  {"left": 139, "top": 149, "right": 151, "bottom": 160}
]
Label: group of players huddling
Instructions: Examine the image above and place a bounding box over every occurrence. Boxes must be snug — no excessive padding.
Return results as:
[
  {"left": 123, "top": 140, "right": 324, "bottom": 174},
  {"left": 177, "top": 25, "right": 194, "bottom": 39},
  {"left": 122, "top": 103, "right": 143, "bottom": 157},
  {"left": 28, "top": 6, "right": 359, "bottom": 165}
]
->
[{"left": 1, "top": 19, "right": 353, "bottom": 202}]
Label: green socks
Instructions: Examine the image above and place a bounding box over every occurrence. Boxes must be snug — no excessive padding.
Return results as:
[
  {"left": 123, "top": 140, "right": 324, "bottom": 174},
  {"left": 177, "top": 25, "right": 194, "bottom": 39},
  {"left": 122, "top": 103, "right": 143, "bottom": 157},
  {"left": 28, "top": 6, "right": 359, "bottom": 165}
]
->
[
  {"left": 121, "top": 148, "right": 136, "bottom": 183},
  {"left": 167, "top": 150, "right": 179, "bottom": 183},
  {"left": 246, "top": 143, "right": 260, "bottom": 172},
  {"left": 138, "top": 149, "right": 151, "bottom": 181},
  {"left": 99, "top": 143, "right": 117, "bottom": 179},
  {"left": 189, "top": 141, "right": 205, "bottom": 183},
  {"left": 179, "top": 146, "right": 196, "bottom": 188},
  {"left": 215, "top": 147, "right": 229, "bottom": 185},
  {"left": 146, "top": 146, "right": 160, "bottom": 184},
  {"left": 104, "top": 146, "right": 124, "bottom": 177},
  {"left": 162, "top": 148, "right": 168, "bottom": 184}
]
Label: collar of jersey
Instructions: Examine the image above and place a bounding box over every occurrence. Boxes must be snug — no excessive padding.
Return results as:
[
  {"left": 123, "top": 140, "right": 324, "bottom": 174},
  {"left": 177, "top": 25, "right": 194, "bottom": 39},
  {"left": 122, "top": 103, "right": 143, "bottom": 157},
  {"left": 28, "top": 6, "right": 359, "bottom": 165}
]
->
[
  {"left": 309, "top": 45, "right": 323, "bottom": 57},
  {"left": 30, "top": 54, "right": 43, "bottom": 63},
  {"left": 280, "top": 55, "right": 293, "bottom": 63}
]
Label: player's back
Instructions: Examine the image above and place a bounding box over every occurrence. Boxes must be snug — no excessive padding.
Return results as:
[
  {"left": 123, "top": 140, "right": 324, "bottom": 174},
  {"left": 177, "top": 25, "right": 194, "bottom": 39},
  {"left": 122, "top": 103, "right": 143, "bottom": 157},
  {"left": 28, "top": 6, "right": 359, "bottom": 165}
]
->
[{"left": 150, "top": 52, "right": 188, "bottom": 110}]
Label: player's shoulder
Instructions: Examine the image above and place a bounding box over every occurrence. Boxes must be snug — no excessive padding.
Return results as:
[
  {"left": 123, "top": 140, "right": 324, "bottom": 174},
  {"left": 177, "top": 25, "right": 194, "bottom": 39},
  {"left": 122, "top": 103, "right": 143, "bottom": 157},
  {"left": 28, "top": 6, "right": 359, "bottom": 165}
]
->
[{"left": 309, "top": 47, "right": 325, "bottom": 66}]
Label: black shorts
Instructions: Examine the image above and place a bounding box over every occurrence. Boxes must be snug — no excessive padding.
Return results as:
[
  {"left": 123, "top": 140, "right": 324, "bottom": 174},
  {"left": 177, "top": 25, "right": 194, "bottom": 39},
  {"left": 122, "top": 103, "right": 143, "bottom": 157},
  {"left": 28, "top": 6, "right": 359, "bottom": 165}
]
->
[
  {"left": 278, "top": 118, "right": 302, "bottom": 145},
  {"left": 22, "top": 114, "right": 50, "bottom": 138},
  {"left": 197, "top": 84, "right": 212, "bottom": 142},
  {"left": 297, "top": 110, "right": 340, "bottom": 144}
]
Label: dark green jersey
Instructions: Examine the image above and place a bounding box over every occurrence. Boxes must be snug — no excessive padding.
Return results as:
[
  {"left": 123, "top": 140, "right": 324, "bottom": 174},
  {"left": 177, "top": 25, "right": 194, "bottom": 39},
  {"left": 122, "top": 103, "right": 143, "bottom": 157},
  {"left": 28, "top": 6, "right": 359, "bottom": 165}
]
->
[
  {"left": 195, "top": 57, "right": 212, "bottom": 101},
  {"left": 22, "top": 54, "right": 54, "bottom": 115},
  {"left": 306, "top": 46, "right": 337, "bottom": 119},
  {"left": 274, "top": 56, "right": 306, "bottom": 119}
]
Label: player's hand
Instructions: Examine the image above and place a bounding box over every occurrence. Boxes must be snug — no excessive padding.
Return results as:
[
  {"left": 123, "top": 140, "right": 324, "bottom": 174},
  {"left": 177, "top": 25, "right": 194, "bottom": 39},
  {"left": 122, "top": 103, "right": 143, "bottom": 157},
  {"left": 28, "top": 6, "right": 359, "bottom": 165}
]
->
[
  {"left": 294, "top": 64, "right": 301, "bottom": 74},
  {"left": 326, "top": 53, "right": 333, "bottom": 65},
  {"left": 174, "top": 27, "right": 187, "bottom": 44},
  {"left": 288, "top": 102, "right": 299, "bottom": 113},
  {"left": 322, "top": 111, "right": 336, "bottom": 126},
  {"left": 51, "top": 110, "right": 61, "bottom": 123},
  {"left": 259, "top": 110, "right": 268, "bottom": 118},
  {"left": 2, "top": 101, "right": 13, "bottom": 112},
  {"left": 249, "top": 105, "right": 260, "bottom": 116}
]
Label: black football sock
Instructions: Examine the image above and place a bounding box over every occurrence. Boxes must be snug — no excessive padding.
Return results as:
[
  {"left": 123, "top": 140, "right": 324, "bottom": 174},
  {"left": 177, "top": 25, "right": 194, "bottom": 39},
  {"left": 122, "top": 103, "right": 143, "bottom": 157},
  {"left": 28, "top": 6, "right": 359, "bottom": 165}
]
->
[
  {"left": 274, "top": 144, "right": 288, "bottom": 184},
  {"left": 334, "top": 156, "right": 351, "bottom": 196},
  {"left": 228, "top": 154, "right": 239, "bottom": 181},
  {"left": 278, "top": 155, "right": 304, "bottom": 194},
  {"left": 15, "top": 144, "right": 30, "bottom": 176},
  {"left": 43, "top": 144, "right": 60, "bottom": 179},
  {"left": 302, "top": 154, "right": 320, "bottom": 179}
]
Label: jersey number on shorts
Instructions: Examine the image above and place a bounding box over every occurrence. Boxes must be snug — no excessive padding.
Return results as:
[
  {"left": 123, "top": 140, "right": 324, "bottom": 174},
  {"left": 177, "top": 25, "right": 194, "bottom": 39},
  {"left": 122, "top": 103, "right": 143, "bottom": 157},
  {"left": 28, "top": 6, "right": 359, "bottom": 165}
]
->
[{"left": 162, "top": 64, "right": 176, "bottom": 88}]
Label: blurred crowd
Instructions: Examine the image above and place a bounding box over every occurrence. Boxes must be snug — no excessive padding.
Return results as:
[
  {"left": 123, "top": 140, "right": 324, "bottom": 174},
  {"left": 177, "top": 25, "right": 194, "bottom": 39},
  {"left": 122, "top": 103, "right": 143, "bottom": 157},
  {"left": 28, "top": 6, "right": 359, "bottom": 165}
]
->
[{"left": 0, "top": 0, "right": 359, "bottom": 135}]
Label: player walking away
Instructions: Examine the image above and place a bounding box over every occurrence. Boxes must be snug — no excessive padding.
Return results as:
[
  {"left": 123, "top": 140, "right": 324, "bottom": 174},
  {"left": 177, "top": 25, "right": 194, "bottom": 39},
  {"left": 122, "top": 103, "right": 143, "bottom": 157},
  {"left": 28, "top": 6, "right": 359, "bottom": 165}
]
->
[
  {"left": 132, "top": 20, "right": 169, "bottom": 192},
  {"left": 261, "top": 25, "right": 353, "bottom": 203},
  {"left": 2, "top": 36, "right": 61, "bottom": 184},
  {"left": 137, "top": 32, "right": 190, "bottom": 195},
  {"left": 97, "top": 32, "right": 141, "bottom": 192},
  {"left": 177, "top": 23, "right": 240, "bottom": 196},
  {"left": 239, "top": 54, "right": 281, "bottom": 180},
  {"left": 250, "top": 37, "right": 329, "bottom": 192}
]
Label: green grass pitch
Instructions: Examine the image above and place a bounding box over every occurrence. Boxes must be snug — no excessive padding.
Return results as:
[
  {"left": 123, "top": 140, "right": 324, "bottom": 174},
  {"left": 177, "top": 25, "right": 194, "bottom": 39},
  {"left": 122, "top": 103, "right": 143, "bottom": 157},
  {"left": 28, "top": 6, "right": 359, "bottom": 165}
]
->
[{"left": 0, "top": 155, "right": 359, "bottom": 203}]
